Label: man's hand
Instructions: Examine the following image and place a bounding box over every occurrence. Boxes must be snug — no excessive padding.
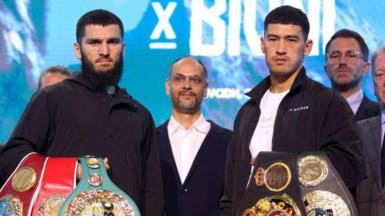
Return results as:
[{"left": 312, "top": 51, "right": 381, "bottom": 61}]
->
[{"left": 76, "top": 157, "right": 110, "bottom": 181}]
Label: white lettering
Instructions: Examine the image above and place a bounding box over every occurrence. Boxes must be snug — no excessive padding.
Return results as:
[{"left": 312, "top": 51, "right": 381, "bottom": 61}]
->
[
  {"left": 189, "top": 0, "right": 335, "bottom": 56},
  {"left": 190, "top": 0, "right": 226, "bottom": 56},
  {"left": 150, "top": 2, "right": 177, "bottom": 40}
]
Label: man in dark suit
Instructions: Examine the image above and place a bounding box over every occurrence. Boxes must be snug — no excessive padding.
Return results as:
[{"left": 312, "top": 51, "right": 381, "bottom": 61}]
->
[
  {"left": 356, "top": 45, "right": 385, "bottom": 215},
  {"left": 156, "top": 56, "right": 231, "bottom": 216},
  {"left": 324, "top": 29, "right": 380, "bottom": 121}
]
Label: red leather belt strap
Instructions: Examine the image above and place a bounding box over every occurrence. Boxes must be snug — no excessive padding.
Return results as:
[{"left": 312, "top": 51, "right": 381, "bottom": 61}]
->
[
  {"left": 0, "top": 152, "right": 45, "bottom": 216},
  {"left": 31, "top": 157, "right": 77, "bottom": 216}
]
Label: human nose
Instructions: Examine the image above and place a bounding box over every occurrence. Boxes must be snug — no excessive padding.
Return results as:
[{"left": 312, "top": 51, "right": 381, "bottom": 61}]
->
[
  {"left": 181, "top": 78, "right": 192, "bottom": 89},
  {"left": 276, "top": 40, "right": 287, "bottom": 54},
  {"left": 99, "top": 42, "right": 110, "bottom": 56},
  {"left": 338, "top": 54, "right": 348, "bottom": 64}
]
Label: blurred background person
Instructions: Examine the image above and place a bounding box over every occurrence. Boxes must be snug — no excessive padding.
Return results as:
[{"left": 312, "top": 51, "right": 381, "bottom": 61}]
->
[
  {"left": 356, "top": 45, "right": 385, "bottom": 215},
  {"left": 324, "top": 29, "right": 380, "bottom": 121},
  {"left": 38, "top": 65, "right": 71, "bottom": 89}
]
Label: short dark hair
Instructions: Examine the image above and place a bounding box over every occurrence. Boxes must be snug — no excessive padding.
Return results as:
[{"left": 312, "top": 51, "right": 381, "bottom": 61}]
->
[
  {"left": 371, "top": 45, "right": 385, "bottom": 75},
  {"left": 38, "top": 66, "right": 71, "bottom": 89},
  {"left": 325, "top": 29, "right": 369, "bottom": 62},
  {"left": 169, "top": 56, "right": 208, "bottom": 80},
  {"left": 264, "top": 5, "right": 310, "bottom": 40},
  {"left": 76, "top": 9, "right": 124, "bottom": 44}
]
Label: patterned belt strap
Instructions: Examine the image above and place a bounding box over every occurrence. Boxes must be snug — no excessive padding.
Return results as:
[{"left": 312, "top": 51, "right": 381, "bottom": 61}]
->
[
  {"left": 0, "top": 152, "right": 45, "bottom": 216},
  {"left": 31, "top": 157, "right": 78, "bottom": 216},
  {"left": 59, "top": 156, "right": 141, "bottom": 216}
]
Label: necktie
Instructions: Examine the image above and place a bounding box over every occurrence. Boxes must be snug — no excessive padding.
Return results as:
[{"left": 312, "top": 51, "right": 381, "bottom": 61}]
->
[{"left": 381, "top": 132, "right": 385, "bottom": 186}]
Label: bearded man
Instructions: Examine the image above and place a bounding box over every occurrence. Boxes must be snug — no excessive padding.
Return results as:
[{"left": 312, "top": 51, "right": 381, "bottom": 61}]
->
[{"left": 0, "top": 9, "right": 164, "bottom": 216}]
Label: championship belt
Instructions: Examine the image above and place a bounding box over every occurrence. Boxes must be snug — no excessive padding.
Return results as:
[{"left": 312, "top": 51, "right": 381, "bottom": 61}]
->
[
  {"left": 0, "top": 152, "right": 45, "bottom": 216},
  {"left": 297, "top": 152, "right": 358, "bottom": 216},
  {"left": 59, "top": 156, "right": 141, "bottom": 216},
  {"left": 238, "top": 152, "right": 305, "bottom": 216},
  {"left": 31, "top": 157, "right": 78, "bottom": 216}
]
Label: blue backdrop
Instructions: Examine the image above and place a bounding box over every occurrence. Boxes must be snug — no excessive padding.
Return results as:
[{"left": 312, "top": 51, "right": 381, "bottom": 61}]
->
[{"left": 1, "top": 0, "right": 385, "bottom": 143}]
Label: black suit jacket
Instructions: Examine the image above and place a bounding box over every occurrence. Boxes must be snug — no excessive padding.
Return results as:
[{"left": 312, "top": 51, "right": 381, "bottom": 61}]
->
[
  {"left": 355, "top": 95, "right": 380, "bottom": 121},
  {"left": 156, "top": 120, "right": 231, "bottom": 216}
]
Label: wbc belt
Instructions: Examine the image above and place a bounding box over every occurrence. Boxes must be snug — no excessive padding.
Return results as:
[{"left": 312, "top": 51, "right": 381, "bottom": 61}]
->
[
  {"left": 59, "top": 156, "right": 141, "bottom": 216},
  {"left": 31, "top": 157, "right": 78, "bottom": 216},
  {"left": 0, "top": 152, "right": 45, "bottom": 216}
]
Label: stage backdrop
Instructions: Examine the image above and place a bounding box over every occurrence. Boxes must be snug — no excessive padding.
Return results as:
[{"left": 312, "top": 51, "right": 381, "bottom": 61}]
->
[{"left": 1, "top": 0, "right": 385, "bottom": 143}]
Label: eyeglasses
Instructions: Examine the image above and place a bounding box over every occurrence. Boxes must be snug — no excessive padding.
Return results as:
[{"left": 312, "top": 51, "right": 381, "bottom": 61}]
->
[
  {"left": 327, "top": 50, "right": 364, "bottom": 64},
  {"left": 170, "top": 74, "right": 206, "bottom": 86}
]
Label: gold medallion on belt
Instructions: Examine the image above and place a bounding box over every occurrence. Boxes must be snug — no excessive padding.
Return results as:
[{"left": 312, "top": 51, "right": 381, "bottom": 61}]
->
[
  {"left": 11, "top": 166, "right": 37, "bottom": 192},
  {"left": 297, "top": 155, "right": 328, "bottom": 187}
]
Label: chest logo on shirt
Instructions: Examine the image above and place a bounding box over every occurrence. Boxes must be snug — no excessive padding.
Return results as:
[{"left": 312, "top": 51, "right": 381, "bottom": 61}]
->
[{"left": 289, "top": 105, "right": 309, "bottom": 112}]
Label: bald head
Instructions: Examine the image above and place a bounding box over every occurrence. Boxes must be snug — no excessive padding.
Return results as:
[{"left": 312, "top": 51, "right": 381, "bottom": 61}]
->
[{"left": 169, "top": 56, "right": 207, "bottom": 80}]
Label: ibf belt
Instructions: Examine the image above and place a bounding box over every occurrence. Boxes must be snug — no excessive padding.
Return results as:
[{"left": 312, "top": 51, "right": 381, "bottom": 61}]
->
[
  {"left": 59, "top": 157, "right": 141, "bottom": 216},
  {"left": 237, "top": 152, "right": 306, "bottom": 216},
  {"left": 297, "top": 153, "right": 358, "bottom": 216},
  {"left": 0, "top": 152, "right": 45, "bottom": 216},
  {"left": 31, "top": 157, "right": 78, "bottom": 216}
]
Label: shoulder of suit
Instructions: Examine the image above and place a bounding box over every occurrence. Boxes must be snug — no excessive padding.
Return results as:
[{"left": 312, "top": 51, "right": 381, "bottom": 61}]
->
[
  {"left": 208, "top": 120, "right": 232, "bottom": 136},
  {"left": 357, "top": 115, "right": 380, "bottom": 126}
]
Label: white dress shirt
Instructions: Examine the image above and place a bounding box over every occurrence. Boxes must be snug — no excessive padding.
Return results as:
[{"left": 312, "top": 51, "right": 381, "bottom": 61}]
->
[
  {"left": 167, "top": 114, "right": 211, "bottom": 183},
  {"left": 249, "top": 89, "right": 289, "bottom": 158},
  {"left": 346, "top": 90, "right": 364, "bottom": 114}
]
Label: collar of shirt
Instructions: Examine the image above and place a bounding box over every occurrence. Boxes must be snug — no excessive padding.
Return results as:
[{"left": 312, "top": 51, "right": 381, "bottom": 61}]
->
[
  {"left": 168, "top": 114, "right": 210, "bottom": 135},
  {"left": 381, "top": 111, "right": 385, "bottom": 147},
  {"left": 346, "top": 90, "right": 363, "bottom": 114}
]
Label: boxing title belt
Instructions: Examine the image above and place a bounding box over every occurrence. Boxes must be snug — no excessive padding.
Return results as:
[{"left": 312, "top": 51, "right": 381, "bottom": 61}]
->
[
  {"left": 59, "top": 156, "right": 141, "bottom": 216},
  {"left": 31, "top": 157, "right": 77, "bottom": 216},
  {"left": 238, "top": 152, "right": 305, "bottom": 216},
  {"left": 0, "top": 152, "right": 45, "bottom": 216},
  {"left": 297, "top": 152, "right": 358, "bottom": 216}
]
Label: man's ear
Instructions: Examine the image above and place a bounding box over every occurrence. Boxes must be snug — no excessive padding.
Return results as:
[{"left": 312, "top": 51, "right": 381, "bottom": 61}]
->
[
  {"left": 122, "top": 41, "right": 126, "bottom": 57},
  {"left": 74, "top": 43, "right": 81, "bottom": 60},
  {"left": 165, "top": 79, "right": 171, "bottom": 96},
  {"left": 260, "top": 37, "right": 266, "bottom": 54},
  {"left": 363, "top": 62, "right": 370, "bottom": 76},
  {"left": 203, "top": 81, "right": 208, "bottom": 97},
  {"left": 304, "top": 39, "right": 313, "bottom": 56}
]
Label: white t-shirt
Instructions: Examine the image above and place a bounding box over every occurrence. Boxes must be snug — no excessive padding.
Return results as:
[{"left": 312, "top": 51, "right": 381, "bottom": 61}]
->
[{"left": 249, "top": 89, "right": 289, "bottom": 158}]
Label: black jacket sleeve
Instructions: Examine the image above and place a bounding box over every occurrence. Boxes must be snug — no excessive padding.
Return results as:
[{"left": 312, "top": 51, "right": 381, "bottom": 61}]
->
[
  {"left": 320, "top": 91, "right": 365, "bottom": 189},
  {"left": 141, "top": 112, "right": 165, "bottom": 216},
  {"left": 0, "top": 90, "right": 52, "bottom": 185}
]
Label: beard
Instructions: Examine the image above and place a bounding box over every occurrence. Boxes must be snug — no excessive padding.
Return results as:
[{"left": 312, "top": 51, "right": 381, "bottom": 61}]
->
[
  {"left": 81, "top": 50, "right": 123, "bottom": 91},
  {"left": 171, "top": 91, "right": 203, "bottom": 114},
  {"left": 331, "top": 75, "right": 361, "bottom": 93}
]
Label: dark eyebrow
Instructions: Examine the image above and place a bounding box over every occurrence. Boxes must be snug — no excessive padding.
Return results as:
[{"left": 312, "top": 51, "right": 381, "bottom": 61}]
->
[
  {"left": 85, "top": 38, "right": 102, "bottom": 43},
  {"left": 266, "top": 34, "right": 279, "bottom": 38},
  {"left": 285, "top": 35, "right": 299, "bottom": 39},
  {"left": 107, "top": 38, "right": 122, "bottom": 43}
]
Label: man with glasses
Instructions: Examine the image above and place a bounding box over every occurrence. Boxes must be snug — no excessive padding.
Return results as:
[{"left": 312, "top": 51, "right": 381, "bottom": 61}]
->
[
  {"left": 156, "top": 56, "right": 231, "bottom": 216},
  {"left": 356, "top": 45, "right": 385, "bottom": 215},
  {"left": 324, "top": 29, "right": 380, "bottom": 120}
]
